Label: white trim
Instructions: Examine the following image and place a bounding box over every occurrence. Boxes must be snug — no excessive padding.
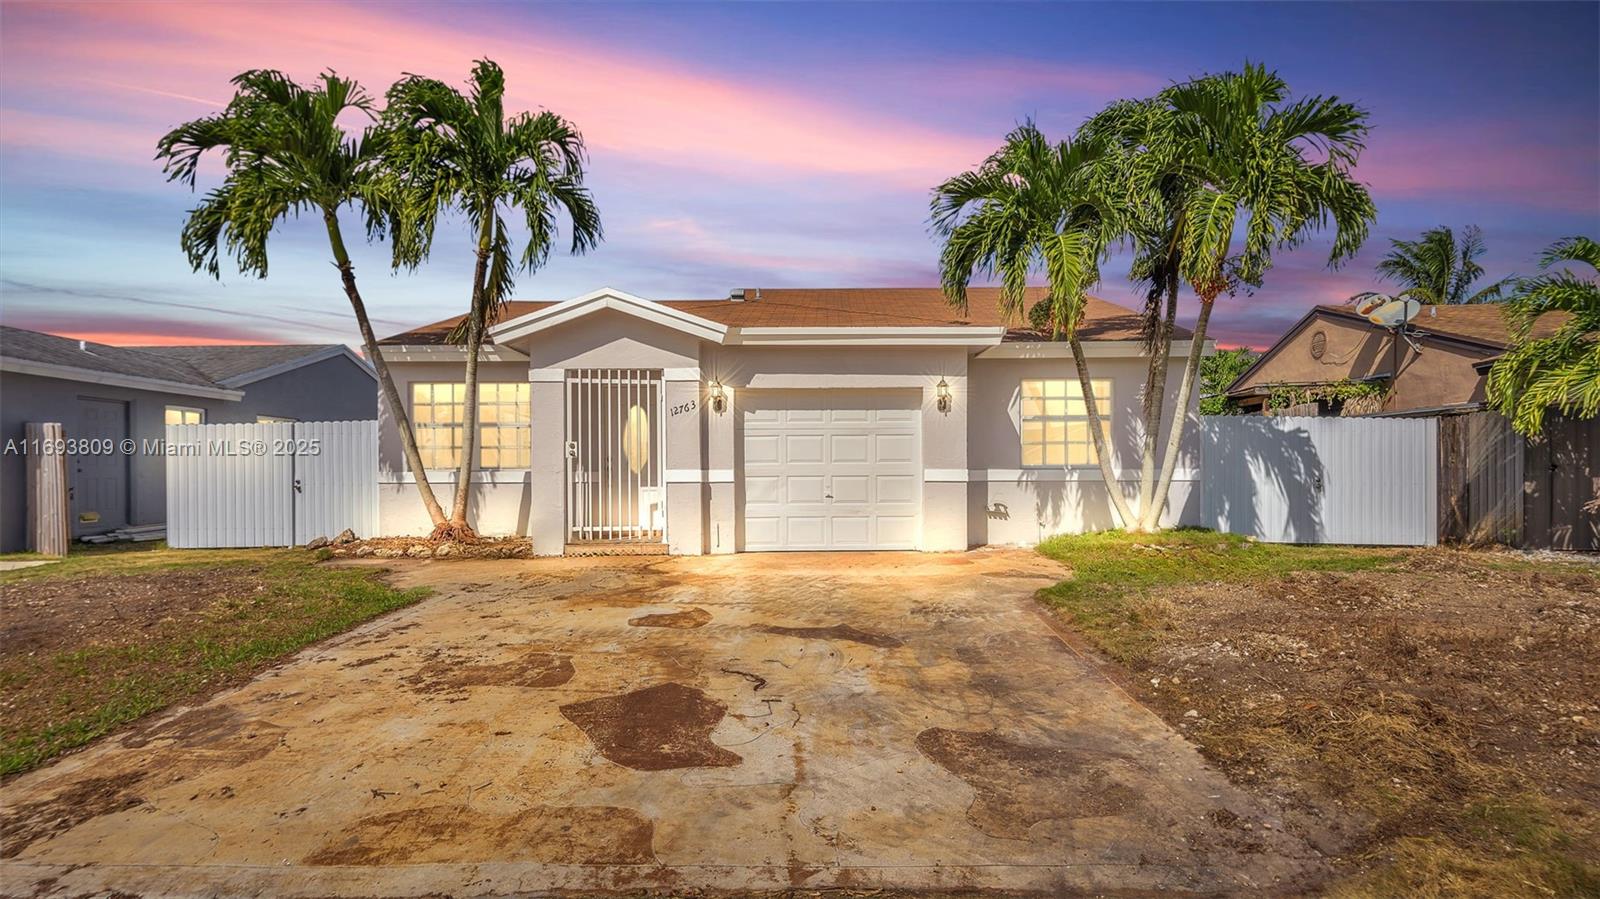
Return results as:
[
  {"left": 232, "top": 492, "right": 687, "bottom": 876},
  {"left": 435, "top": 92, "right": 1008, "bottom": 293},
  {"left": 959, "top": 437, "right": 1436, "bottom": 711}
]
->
[
  {"left": 221, "top": 345, "right": 375, "bottom": 386},
  {"left": 380, "top": 470, "right": 530, "bottom": 485},
  {"left": 727, "top": 326, "right": 1007, "bottom": 347},
  {"left": 972, "top": 468, "right": 1201, "bottom": 482},
  {"left": 663, "top": 367, "right": 700, "bottom": 382},
  {"left": 376, "top": 344, "right": 529, "bottom": 363},
  {"left": 529, "top": 367, "right": 564, "bottom": 382},
  {"left": 665, "top": 468, "right": 734, "bottom": 484},
  {"left": 0, "top": 357, "right": 245, "bottom": 401},
  {"left": 924, "top": 468, "right": 969, "bottom": 482},
  {"left": 489, "top": 287, "right": 730, "bottom": 345},
  {"left": 975, "top": 339, "right": 1217, "bottom": 359}
]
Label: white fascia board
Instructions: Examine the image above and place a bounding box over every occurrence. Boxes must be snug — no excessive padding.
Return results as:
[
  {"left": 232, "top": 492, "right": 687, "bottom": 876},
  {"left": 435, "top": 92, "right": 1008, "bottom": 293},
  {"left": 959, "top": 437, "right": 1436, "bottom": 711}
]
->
[
  {"left": 375, "top": 345, "right": 529, "bottom": 363},
  {"left": 222, "top": 345, "right": 376, "bottom": 387},
  {"left": 488, "top": 288, "right": 729, "bottom": 344},
  {"left": 974, "top": 338, "right": 1217, "bottom": 359},
  {"left": 0, "top": 357, "right": 245, "bottom": 401},
  {"left": 727, "top": 326, "right": 1007, "bottom": 347}
]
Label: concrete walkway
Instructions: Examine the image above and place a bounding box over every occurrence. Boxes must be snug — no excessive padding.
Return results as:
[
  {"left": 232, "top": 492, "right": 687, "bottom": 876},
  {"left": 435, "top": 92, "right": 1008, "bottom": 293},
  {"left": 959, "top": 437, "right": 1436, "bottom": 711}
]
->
[{"left": 1, "top": 550, "right": 1322, "bottom": 896}]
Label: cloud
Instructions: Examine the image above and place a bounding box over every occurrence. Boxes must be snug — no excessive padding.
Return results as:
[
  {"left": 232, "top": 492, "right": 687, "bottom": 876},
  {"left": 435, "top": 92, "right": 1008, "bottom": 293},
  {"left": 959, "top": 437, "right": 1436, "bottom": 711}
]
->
[{"left": 1359, "top": 123, "right": 1600, "bottom": 212}]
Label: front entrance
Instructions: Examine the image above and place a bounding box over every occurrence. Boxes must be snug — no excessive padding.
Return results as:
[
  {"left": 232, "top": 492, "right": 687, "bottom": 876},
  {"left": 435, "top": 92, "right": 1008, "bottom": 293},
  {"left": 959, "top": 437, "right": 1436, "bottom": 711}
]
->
[
  {"left": 70, "top": 397, "right": 129, "bottom": 537},
  {"left": 564, "top": 369, "right": 665, "bottom": 545}
]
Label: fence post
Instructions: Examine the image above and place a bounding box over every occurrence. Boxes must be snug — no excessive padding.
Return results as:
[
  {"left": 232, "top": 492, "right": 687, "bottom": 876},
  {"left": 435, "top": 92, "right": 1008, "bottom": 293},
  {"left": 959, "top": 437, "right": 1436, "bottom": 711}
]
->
[{"left": 26, "top": 422, "right": 69, "bottom": 556}]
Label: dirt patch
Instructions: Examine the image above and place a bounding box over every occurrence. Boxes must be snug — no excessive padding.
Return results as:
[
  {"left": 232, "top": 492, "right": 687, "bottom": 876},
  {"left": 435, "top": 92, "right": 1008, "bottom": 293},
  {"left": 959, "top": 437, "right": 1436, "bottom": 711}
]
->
[
  {"left": 757, "top": 623, "right": 904, "bottom": 649},
  {"left": 915, "top": 728, "right": 1144, "bottom": 839},
  {"left": 629, "top": 608, "right": 711, "bottom": 629},
  {"left": 305, "top": 803, "right": 656, "bottom": 865},
  {"left": 404, "top": 649, "right": 575, "bottom": 694},
  {"left": 560, "top": 683, "right": 742, "bottom": 771},
  {"left": 0, "top": 771, "right": 146, "bottom": 858},
  {"left": 0, "top": 568, "right": 268, "bottom": 655},
  {"left": 329, "top": 536, "right": 533, "bottom": 560}
]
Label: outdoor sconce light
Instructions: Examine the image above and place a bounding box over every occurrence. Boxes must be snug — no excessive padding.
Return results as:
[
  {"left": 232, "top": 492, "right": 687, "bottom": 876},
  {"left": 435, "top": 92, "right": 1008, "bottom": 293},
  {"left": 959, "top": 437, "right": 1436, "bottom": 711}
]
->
[
  {"left": 936, "top": 377, "right": 952, "bottom": 413},
  {"left": 708, "top": 381, "right": 727, "bottom": 414}
]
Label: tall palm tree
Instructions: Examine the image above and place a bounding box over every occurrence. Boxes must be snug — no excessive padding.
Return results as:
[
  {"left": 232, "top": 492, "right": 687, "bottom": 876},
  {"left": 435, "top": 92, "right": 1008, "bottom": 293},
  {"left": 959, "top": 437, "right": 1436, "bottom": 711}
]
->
[
  {"left": 1083, "top": 63, "right": 1376, "bottom": 530},
  {"left": 1352, "top": 225, "right": 1516, "bottom": 306},
  {"left": 1486, "top": 236, "right": 1599, "bottom": 436},
  {"left": 933, "top": 122, "right": 1138, "bottom": 527},
  {"left": 383, "top": 59, "right": 602, "bottom": 539},
  {"left": 156, "top": 70, "right": 450, "bottom": 530}
]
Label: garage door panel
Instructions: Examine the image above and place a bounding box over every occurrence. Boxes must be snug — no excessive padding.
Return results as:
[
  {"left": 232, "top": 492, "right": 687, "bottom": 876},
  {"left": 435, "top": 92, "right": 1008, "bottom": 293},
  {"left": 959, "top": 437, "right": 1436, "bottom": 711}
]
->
[{"left": 741, "top": 390, "right": 922, "bottom": 552}]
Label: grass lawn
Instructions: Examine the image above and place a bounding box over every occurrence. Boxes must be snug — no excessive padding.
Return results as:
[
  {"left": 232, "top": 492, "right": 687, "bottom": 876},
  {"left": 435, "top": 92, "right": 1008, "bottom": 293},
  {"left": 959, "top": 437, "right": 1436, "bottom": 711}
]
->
[
  {"left": 0, "top": 543, "right": 427, "bottom": 778},
  {"left": 1037, "top": 529, "right": 1599, "bottom": 898}
]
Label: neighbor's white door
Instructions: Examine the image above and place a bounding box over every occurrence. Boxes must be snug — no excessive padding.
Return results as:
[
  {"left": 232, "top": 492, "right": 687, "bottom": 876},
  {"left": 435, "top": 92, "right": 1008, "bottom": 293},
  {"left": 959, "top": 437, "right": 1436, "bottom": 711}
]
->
[{"left": 740, "top": 390, "right": 921, "bottom": 551}]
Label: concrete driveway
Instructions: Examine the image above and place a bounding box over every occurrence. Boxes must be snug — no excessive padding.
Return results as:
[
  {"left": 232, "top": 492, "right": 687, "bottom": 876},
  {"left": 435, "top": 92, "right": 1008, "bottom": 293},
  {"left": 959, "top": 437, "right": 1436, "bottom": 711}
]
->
[{"left": 2, "top": 550, "right": 1319, "bottom": 897}]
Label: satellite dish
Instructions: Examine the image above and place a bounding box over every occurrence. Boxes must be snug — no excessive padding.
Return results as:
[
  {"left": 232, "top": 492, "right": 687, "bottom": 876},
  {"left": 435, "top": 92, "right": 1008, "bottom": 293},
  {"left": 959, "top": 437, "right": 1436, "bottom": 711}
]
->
[{"left": 1368, "top": 298, "right": 1421, "bottom": 328}]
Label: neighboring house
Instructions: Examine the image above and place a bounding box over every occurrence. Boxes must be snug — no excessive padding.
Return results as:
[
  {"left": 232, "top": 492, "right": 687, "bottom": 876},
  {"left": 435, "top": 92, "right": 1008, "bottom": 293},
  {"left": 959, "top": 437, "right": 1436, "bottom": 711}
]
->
[
  {"left": 1226, "top": 303, "right": 1572, "bottom": 416},
  {"left": 0, "top": 326, "right": 376, "bottom": 551},
  {"left": 375, "top": 287, "right": 1211, "bottom": 554}
]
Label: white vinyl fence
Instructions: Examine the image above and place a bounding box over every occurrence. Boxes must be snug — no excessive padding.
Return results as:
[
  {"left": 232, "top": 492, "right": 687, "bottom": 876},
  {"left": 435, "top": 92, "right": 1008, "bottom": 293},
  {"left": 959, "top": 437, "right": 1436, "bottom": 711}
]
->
[
  {"left": 166, "top": 420, "right": 377, "bottom": 548},
  {"left": 1200, "top": 415, "right": 1438, "bottom": 546}
]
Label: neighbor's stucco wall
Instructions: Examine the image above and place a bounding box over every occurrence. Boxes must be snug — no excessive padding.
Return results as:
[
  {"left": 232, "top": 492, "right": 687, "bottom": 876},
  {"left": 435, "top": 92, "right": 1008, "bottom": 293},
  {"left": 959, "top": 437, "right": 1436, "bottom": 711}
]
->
[
  {"left": 966, "top": 352, "right": 1202, "bottom": 545},
  {"left": 1232, "top": 312, "right": 1497, "bottom": 411}
]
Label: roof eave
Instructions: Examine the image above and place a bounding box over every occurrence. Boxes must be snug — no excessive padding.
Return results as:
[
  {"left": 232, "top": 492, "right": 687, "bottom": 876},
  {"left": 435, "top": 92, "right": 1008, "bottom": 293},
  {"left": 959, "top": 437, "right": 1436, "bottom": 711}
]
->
[{"left": 0, "top": 357, "right": 245, "bottom": 401}]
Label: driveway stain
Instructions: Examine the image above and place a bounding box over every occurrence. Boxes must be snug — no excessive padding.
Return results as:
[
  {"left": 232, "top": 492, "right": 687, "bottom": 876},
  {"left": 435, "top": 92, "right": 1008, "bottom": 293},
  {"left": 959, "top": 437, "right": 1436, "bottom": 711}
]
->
[
  {"left": 405, "top": 650, "right": 574, "bottom": 694},
  {"left": 0, "top": 771, "right": 145, "bottom": 859},
  {"left": 304, "top": 803, "right": 656, "bottom": 865},
  {"left": 560, "top": 683, "right": 743, "bottom": 771},
  {"left": 757, "top": 623, "right": 904, "bottom": 648},
  {"left": 915, "top": 728, "right": 1143, "bottom": 839},
  {"left": 628, "top": 608, "right": 711, "bottom": 629}
]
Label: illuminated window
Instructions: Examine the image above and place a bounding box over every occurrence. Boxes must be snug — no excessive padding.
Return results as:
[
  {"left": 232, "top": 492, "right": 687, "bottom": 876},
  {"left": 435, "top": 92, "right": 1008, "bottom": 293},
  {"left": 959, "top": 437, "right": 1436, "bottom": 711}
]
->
[
  {"left": 1020, "top": 379, "right": 1111, "bottom": 467},
  {"left": 165, "top": 406, "right": 204, "bottom": 426},
  {"left": 477, "top": 382, "right": 531, "bottom": 469},
  {"left": 411, "top": 382, "right": 529, "bottom": 470}
]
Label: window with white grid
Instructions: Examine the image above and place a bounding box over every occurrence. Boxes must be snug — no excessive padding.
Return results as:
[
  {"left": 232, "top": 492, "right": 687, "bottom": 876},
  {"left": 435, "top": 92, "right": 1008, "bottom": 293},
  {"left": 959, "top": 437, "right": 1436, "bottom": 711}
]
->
[
  {"left": 1020, "top": 378, "right": 1112, "bottom": 467},
  {"left": 410, "top": 382, "right": 530, "bottom": 470}
]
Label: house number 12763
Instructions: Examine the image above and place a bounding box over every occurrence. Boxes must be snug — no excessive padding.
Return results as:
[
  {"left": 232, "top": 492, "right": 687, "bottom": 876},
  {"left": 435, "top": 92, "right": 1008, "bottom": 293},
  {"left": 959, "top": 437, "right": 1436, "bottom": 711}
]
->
[{"left": 670, "top": 400, "right": 697, "bottom": 416}]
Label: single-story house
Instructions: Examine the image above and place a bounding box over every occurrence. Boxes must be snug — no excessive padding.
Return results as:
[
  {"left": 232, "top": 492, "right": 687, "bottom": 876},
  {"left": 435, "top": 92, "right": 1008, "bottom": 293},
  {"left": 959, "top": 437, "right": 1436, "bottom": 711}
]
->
[
  {"left": 1226, "top": 303, "right": 1570, "bottom": 416},
  {"left": 0, "top": 326, "right": 377, "bottom": 551},
  {"left": 375, "top": 287, "right": 1211, "bottom": 555}
]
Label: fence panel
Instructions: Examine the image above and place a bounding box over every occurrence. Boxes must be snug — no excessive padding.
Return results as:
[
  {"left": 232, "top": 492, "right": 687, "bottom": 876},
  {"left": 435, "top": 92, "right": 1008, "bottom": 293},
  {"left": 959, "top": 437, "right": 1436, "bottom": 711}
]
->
[
  {"left": 166, "top": 420, "right": 375, "bottom": 548},
  {"left": 1200, "top": 416, "right": 1437, "bottom": 546}
]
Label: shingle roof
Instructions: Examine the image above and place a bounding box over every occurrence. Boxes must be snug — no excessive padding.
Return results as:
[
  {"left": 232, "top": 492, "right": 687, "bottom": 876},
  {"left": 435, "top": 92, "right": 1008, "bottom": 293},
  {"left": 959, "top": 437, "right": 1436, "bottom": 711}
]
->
[
  {"left": 135, "top": 344, "right": 343, "bottom": 384},
  {"left": 1315, "top": 303, "right": 1572, "bottom": 349},
  {"left": 379, "top": 288, "right": 1177, "bottom": 345},
  {"left": 0, "top": 326, "right": 222, "bottom": 389}
]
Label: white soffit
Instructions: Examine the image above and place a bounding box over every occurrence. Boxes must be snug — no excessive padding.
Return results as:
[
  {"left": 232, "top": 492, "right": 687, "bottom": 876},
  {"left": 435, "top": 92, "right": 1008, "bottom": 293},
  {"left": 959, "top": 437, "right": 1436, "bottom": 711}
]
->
[
  {"left": 975, "top": 338, "right": 1217, "bottom": 359},
  {"left": 488, "top": 287, "right": 730, "bottom": 344}
]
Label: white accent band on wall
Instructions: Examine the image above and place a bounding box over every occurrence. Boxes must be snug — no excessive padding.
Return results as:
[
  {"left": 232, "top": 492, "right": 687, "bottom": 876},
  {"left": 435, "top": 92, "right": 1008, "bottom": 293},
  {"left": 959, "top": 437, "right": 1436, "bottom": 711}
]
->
[
  {"left": 665, "top": 468, "right": 734, "bottom": 484},
  {"left": 924, "top": 468, "right": 969, "bottom": 482},
  {"left": 663, "top": 367, "right": 701, "bottom": 382},
  {"left": 529, "top": 368, "right": 564, "bottom": 382},
  {"left": 973, "top": 468, "right": 1201, "bottom": 482}
]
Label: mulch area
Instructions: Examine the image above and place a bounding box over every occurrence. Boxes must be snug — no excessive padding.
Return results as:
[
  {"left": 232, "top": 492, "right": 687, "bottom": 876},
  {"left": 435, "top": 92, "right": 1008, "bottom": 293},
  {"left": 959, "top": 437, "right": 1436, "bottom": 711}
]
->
[{"left": 325, "top": 536, "right": 533, "bottom": 560}]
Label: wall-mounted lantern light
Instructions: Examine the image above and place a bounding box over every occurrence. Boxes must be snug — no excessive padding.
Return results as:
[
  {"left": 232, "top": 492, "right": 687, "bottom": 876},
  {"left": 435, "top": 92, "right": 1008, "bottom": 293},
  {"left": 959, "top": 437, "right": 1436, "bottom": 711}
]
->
[
  {"left": 708, "top": 380, "right": 728, "bottom": 414},
  {"left": 936, "top": 377, "right": 952, "bottom": 413}
]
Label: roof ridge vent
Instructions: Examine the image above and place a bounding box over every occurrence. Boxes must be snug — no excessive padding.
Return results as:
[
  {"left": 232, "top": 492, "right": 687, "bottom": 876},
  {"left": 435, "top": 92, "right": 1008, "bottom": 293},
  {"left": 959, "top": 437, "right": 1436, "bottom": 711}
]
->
[{"left": 78, "top": 339, "right": 94, "bottom": 355}]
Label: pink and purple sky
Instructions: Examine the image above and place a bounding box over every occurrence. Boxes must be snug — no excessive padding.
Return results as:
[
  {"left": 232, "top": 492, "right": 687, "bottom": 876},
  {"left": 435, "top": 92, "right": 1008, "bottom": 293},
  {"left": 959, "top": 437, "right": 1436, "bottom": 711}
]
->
[{"left": 1, "top": 1, "right": 1596, "bottom": 349}]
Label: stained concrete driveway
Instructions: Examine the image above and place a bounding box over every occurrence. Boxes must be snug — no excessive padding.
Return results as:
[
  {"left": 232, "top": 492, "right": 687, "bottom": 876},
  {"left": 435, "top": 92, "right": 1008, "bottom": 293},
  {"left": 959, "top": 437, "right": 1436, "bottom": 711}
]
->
[{"left": 2, "top": 550, "right": 1320, "bottom": 897}]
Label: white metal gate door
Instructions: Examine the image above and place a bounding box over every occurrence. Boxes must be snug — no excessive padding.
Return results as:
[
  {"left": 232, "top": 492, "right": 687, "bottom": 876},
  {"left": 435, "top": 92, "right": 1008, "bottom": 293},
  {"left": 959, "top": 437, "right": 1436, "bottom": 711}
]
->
[{"left": 565, "top": 369, "right": 665, "bottom": 544}]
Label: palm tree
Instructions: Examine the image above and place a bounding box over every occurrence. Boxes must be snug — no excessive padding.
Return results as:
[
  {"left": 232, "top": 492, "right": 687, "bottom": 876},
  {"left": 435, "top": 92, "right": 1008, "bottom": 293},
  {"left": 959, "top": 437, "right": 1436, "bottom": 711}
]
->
[
  {"left": 1352, "top": 225, "right": 1516, "bottom": 306},
  {"left": 383, "top": 59, "right": 602, "bottom": 539},
  {"left": 1486, "top": 236, "right": 1599, "bottom": 436},
  {"left": 1081, "top": 63, "right": 1376, "bottom": 530},
  {"left": 156, "top": 70, "right": 450, "bottom": 530},
  {"left": 933, "top": 122, "right": 1138, "bottom": 526}
]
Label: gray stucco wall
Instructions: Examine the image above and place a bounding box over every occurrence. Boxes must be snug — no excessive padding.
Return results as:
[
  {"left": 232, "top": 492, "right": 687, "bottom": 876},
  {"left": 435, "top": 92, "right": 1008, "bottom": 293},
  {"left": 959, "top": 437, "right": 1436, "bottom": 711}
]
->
[{"left": 0, "top": 355, "right": 376, "bottom": 552}]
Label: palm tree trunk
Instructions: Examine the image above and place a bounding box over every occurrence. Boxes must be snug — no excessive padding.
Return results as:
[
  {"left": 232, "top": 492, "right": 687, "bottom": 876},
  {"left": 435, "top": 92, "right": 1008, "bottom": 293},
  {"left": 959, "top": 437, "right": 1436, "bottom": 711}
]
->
[
  {"left": 1135, "top": 276, "right": 1178, "bottom": 527},
  {"left": 322, "top": 209, "right": 447, "bottom": 529},
  {"left": 446, "top": 214, "right": 496, "bottom": 536},
  {"left": 1068, "top": 332, "right": 1137, "bottom": 530},
  {"left": 1144, "top": 295, "right": 1216, "bottom": 530}
]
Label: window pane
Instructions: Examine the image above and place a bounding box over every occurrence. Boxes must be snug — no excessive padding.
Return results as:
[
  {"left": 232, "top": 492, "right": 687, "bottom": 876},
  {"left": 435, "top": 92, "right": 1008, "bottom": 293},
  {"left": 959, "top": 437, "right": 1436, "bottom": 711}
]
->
[
  {"left": 1045, "top": 421, "right": 1066, "bottom": 443},
  {"left": 1022, "top": 421, "right": 1044, "bottom": 445},
  {"left": 1021, "top": 443, "right": 1044, "bottom": 466},
  {"left": 1021, "top": 396, "right": 1045, "bottom": 417},
  {"left": 1045, "top": 444, "right": 1066, "bottom": 465},
  {"left": 1067, "top": 442, "right": 1091, "bottom": 466},
  {"left": 1045, "top": 398, "right": 1066, "bottom": 416},
  {"left": 1044, "top": 380, "right": 1066, "bottom": 397},
  {"left": 1067, "top": 396, "right": 1087, "bottom": 416},
  {"left": 1021, "top": 380, "right": 1043, "bottom": 399}
]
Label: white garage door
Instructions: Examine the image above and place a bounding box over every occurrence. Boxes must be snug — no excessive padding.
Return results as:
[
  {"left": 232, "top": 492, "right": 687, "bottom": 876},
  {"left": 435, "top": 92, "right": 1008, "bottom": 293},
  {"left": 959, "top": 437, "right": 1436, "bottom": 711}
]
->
[{"left": 741, "top": 391, "right": 921, "bottom": 551}]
